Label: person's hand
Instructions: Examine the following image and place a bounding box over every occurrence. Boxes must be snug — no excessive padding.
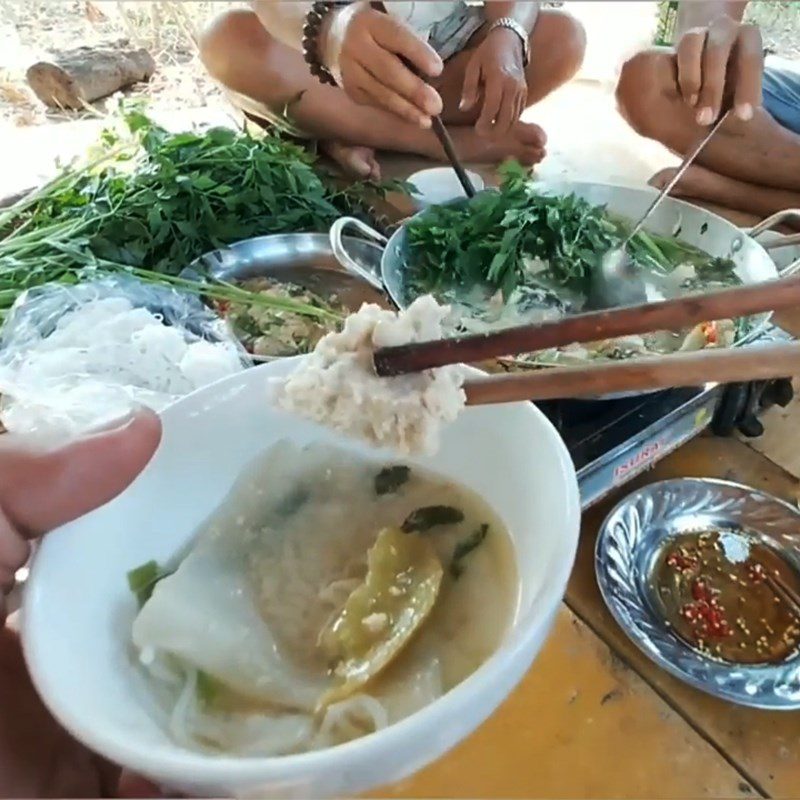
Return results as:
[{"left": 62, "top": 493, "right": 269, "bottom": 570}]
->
[
  {"left": 326, "top": 3, "right": 444, "bottom": 127},
  {"left": 0, "top": 409, "right": 162, "bottom": 798},
  {"left": 674, "top": 15, "right": 763, "bottom": 125},
  {"left": 460, "top": 27, "right": 528, "bottom": 137}
]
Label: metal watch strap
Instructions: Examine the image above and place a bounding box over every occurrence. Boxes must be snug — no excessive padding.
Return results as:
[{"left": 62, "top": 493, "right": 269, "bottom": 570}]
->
[{"left": 489, "top": 17, "right": 530, "bottom": 67}]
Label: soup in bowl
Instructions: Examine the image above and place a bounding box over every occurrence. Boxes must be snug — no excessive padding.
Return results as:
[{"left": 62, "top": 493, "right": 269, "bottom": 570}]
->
[{"left": 21, "top": 359, "right": 580, "bottom": 798}]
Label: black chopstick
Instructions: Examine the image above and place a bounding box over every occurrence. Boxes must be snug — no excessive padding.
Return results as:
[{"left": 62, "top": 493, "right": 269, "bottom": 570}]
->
[
  {"left": 429, "top": 117, "right": 476, "bottom": 198},
  {"left": 372, "top": 0, "right": 476, "bottom": 198}
]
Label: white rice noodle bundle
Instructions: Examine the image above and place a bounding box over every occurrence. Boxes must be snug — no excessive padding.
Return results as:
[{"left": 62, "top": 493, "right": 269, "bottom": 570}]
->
[{"left": 0, "top": 296, "right": 244, "bottom": 438}]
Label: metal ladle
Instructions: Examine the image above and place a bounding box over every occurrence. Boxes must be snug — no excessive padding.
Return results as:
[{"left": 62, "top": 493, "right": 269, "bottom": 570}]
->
[{"left": 587, "top": 109, "right": 733, "bottom": 311}]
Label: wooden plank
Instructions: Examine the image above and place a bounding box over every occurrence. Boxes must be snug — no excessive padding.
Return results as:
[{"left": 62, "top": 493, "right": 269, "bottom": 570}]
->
[
  {"left": 743, "top": 387, "right": 800, "bottom": 480},
  {"left": 374, "top": 607, "right": 756, "bottom": 799},
  {"left": 567, "top": 435, "right": 800, "bottom": 798}
]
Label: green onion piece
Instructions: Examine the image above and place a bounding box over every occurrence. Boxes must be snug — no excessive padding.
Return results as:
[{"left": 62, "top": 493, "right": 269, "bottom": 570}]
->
[{"left": 126, "top": 560, "right": 173, "bottom": 608}]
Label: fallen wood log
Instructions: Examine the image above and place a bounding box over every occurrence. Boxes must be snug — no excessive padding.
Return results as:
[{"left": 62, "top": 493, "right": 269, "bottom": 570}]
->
[{"left": 26, "top": 45, "right": 156, "bottom": 110}]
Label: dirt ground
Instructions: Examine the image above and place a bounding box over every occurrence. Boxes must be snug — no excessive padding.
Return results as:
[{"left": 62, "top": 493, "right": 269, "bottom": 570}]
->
[
  {"left": 1, "top": 1, "right": 798, "bottom": 130},
  {"left": 0, "top": 1, "right": 228, "bottom": 127}
]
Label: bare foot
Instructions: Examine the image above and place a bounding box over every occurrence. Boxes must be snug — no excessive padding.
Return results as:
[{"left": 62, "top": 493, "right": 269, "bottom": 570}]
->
[
  {"left": 440, "top": 121, "right": 548, "bottom": 166},
  {"left": 649, "top": 164, "right": 800, "bottom": 223},
  {"left": 321, "top": 142, "right": 382, "bottom": 180},
  {"left": 648, "top": 164, "right": 723, "bottom": 201}
]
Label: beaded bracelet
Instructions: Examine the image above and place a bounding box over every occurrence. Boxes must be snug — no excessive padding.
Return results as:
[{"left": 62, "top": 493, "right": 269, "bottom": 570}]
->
[{"left": 303, "top": 1, "right": 350, "bottom": 86}]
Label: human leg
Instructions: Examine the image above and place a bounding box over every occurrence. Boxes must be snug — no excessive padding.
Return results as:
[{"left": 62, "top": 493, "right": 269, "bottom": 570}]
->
[
  {"left": 615, "top": 48, "right": 800, "bottom": 218},
  {"left": 199, "top": 8, "right": 553, "bottom": 170},
  {"left": 648, "top": 164, "right": 800, "bottom": 221},
  {"left": 616, "top": 48, "right": 800, "bottom": 194}
]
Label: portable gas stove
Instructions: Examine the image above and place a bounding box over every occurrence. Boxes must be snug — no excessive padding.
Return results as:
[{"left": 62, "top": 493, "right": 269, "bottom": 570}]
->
[{"left": 540, "top": 326, "right": 795, "bottom": 509}]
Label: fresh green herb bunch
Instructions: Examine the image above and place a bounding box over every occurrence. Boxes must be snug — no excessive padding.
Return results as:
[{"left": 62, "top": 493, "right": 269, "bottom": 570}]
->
[
  {"left": 0, "top": 107, "right": 403, "bottom": 321},
  {"left": 405, "top": 161, "right": 618, "bottom": 300},
  {"left": 405, "top": 160, "right": 736, "bottom": 301}
]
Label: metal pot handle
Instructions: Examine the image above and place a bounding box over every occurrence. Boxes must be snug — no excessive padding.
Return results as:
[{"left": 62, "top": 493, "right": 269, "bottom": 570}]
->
[
  {"left": 329, "top": 217, "right": 388, "bottom": 291},
  {"left": 747, "top": 209, "right": 800, "bottom": 276}
]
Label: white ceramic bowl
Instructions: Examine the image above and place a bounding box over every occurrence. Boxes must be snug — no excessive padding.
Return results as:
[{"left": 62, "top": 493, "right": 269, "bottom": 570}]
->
[
  {"left": 21, "top": 359, "right": 580, "bottom": 799},
  {"left": 408, "top": 167, "right": 486, "bottom": 209}
]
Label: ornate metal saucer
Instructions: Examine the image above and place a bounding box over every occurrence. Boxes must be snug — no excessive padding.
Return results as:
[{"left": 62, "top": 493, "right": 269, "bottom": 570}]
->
[{"left": 595, "top": 478, "right": 800, "bottom": 709}]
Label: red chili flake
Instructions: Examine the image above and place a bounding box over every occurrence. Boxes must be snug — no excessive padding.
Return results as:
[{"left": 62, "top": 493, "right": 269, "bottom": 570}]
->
[
  {"left": 667, "top": 551, "right": 698, "bottom": 571},
  {"left": 682, "top": 578, "right": 732, "bottom": 641},
  {"left": 701, "top": 322, "right": 718, "bottom": 345}
]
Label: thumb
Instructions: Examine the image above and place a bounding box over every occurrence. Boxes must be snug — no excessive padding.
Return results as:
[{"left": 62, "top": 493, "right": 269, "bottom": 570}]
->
[
  {"left": 0, "top": 408, "right": 161, "bottom": 536},
  {"left": 117, "top": 770, "right": 170, "bottom": 798},
  {"left": 460, "top": 58, "right": 481, "bottom": 111}
]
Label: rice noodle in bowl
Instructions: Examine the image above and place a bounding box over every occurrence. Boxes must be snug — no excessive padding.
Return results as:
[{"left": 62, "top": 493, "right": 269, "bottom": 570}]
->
[{"left": 129, "top": 440, "right": 518, "bottom": 756}]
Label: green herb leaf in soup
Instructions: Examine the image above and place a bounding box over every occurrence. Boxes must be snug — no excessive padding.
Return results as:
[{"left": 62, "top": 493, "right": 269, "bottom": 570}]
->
[
  {"left": 450, "top": 524, "right": 490, "bottom": 580},
  {"left": 374, "top": 465, "right": 411, "bottom": 496},
  {"left": 402, "top": 505, "right": 464, "bottom": 534},
  {"left": 127, "top": 560, "right": 174, "bottom": 608},
  {"left": 195, "top": 670, "right": 224, "bottom": 707}
]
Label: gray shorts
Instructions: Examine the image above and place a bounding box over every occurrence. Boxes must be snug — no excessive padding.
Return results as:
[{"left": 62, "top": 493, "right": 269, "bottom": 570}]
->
[{"left": 428, "top": 4, "right": 485, "bottom": 61}]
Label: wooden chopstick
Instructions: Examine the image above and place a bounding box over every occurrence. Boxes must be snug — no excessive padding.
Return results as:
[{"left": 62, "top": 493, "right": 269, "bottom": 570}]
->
[
  {"left": 461, "top": 341, "right": 800, "bottom": 405},
  {"left": 429, "top": 116, "right": 477, "bottom": 198},
  {"left": 373, "top": 273, "right": 800, "bottom": 377}
]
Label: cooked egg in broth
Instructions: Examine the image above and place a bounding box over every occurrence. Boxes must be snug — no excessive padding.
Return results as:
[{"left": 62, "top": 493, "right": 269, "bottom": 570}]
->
[{"left": 129, "top": 441, "right": 518, "bottom": 755}]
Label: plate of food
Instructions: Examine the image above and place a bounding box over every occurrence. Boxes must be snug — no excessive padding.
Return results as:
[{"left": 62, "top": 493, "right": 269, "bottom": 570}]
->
[
  {"left": 185, "top": 232, "right": 389, "bottom": 359},
  {"left": 20, "top": 357, "right": 580, "bottom": 798}
]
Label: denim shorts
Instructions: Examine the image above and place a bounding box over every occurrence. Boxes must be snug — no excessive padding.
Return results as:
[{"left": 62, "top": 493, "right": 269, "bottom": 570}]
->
[{"left": 763, "top": 55, "right": 800, "bottom": 134}]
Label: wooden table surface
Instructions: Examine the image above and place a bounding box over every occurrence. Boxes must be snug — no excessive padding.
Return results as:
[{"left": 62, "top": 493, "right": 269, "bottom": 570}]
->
[
  {"left": 369, "top": 152, "right": 800, "bottom": 797},
  {"left": 372, "top": 334, "right": 800, "bottom": 800},
  {"left": 5, "top": 80, "right": 798, "bottom": 797}
]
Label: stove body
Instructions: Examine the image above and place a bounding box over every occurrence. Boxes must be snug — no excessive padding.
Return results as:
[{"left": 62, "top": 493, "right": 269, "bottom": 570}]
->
[{"left": 537, "top": 328, "right": 795, "bottom": 509}]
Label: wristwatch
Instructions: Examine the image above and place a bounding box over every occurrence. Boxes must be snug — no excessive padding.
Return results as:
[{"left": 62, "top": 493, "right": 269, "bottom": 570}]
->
[{"left": 489, "top": 17, "right": 530, "bottom": 67}]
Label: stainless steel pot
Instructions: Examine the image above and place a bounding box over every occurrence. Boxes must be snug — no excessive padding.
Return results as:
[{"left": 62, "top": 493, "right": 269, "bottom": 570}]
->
[
  {"left": 184, "top": 232, "right": 388, "bottom": 311},
  {"left": 331, "top": 181, "right": 800, "bottom": 310},
  {"left": 330, "top": 181, "right": 800, "bottom": 395}
]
